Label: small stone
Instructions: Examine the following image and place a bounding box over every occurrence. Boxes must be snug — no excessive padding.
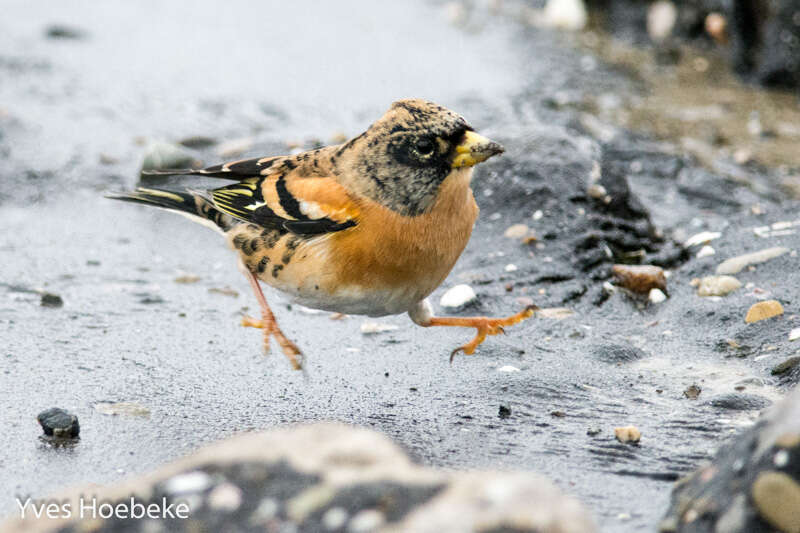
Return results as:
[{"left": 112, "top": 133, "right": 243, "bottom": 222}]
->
[
  {"left": 685, "top": 231, "right": 721, "bottom": 247},
  {"left": 164, "top": 471, "right": 211, "bottom": 495},
  {"left": 536, "top": 307, "right": 574, "bottom": 319},
  {"left": 94, "top": 401, "right": 150, "bottom": 417},
  {"left": 504, "top": 264, "right": 518, "bottom": 272},
  {"left": 587, "top": 428, "right": 601, "bottom": 436},
  {"left": 647, "top": 1, "right": 677, "bottom": 42},
  {"left": 37, "top": 407, "right": 79, "bottom": 438},
  {"left": 40, "top": 292, "right": 63, "bottom": 308},
  {"left": 541, "top": 0, "right": 587, "bottom": 30},
  {"left": 360, "top": 322, "right": 399, "bottom": 335},
  {"left": 440, "top": 284, "right": 477, "bottom": 309},
  {"left": 649, "top": 288, "right": 667, "bottom": 304},
  {"left": 174, "top": 274, "right": 201, "bottom": 284},
  {"left": 587, "top": 183, "right": 608, "bottom": 200},
  {"left": 789, "top": 328, "right": 800, "bottom": 341},
  {"left": 497, "top": 365, "right": 521, "bottom": 372},
  {"left": 683, "top": 384, "right": 701, "bottom": 399},
  {"left": 771, "top": 356, "right": 800, "bottom": 376},
  {"left": 503, "top": 224, "right": 529, "bottom": 239},
  {"left": 322, "top": 507, "right": 349, "bottom": 530},
  {"left": 696, "top": 245, "right": 715, "bottom": 258},
  {"left": 751, "top": 471, "right": 800, "bottom": 533},
  {"left": 551, "top": 410, "right": 566, "bottom": 418},
  {"left": 733, "top": 148, "right": 752, "bottom": 165},
  {"left": 708, "top": 393, "right": 771, "bottom": 410},
  {"left": 207, "top": 482, "right": 242, "bottom": 511},
  {"left": 178, "top": 136, "right": 217, "bottom": 149},
  {"left": 348, "top": 509, "right": 385, "bottom": 532},
  {"left": 697, "top": 275, "right": 742, "bottom": 297},
  {"left": 498, "top": 405, "right": 512, "bottom": 418},
  {"left": 705, "top": 12, "right": 728, "bottom": 44},
  {"left": 612, "top": 264, "right": 667, "bottom": 294},
  {"left": 208, "top": 287, "right": 239, "bottom": 298},
  {"left": 217, "top": 137, "right": 254, "bottom": 158},
  {"left": 716, "top": 247, "right": 789, "bottom": 275},
  {"left": 141, "top": 141, "right": 198, "bottom": 172},
  {"left": 45, "top": 25, "right": 86, "bottom": 39},
  {"left": 532, "top": 209, "right": 544, "bottom": 220},
  {"left": 745, "top": 300, "right": 784, "bottom": 323},
  {"left": 614, "top": 426, "right": 641, "bottom": 444}
]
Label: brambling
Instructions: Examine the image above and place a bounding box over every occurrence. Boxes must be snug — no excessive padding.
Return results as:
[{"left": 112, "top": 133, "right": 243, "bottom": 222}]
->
[{"left": 109, "top": 99, "right": 536, "bottom": 369}]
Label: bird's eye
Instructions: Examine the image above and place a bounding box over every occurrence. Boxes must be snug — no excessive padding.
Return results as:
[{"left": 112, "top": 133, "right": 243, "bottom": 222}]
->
[{"left": 415, "top": 138, "right": 434, "bottom": 156}]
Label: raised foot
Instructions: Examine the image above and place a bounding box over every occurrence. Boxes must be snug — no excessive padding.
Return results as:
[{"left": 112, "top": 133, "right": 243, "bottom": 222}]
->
[
  {"left": 241, "top": 315, "right": 303, "bottom": 370},
  {"left": 442, "top": 305, "right": 539, "bottom": 362}
]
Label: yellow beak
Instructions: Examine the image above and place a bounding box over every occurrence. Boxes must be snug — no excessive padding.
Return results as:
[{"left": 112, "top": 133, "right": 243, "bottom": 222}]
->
[{"left": 451, "top": 131, "right": 505, "bottom": 168}]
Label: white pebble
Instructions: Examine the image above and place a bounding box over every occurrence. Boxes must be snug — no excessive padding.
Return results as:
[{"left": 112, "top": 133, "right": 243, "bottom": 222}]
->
[
  {"left": 542, "top": 0, "right": 587, "bottom": 30},
  {"left": 207, "top": 482, "right": 242, "bottom": 511},
  {"left": 789, "top": 328, "right": 800, "bottom": 342},
  {"left": 360, "top": 322, "right": 399, "bottom": 335},
  {"left": 697, "top": 275, "right": 742, "bottom": 297},
  {"left": 532, "top": 210, "right": 544, "bottom": 220},
  {"left": 497, "top": 365, "right": 521, "bottom": 373},
  {"left": 696, "top": 245, "right": 715, "bottom": 258},
  {"left": 504, "top": 264, "right": 518, "bottom": 272},
  {"left": 504, "top": 224, "right": 529, "bottom": 239},
  {"left": 348, "top": 509, "right": 385, "bottom": 532},
  {"left": 716, "top": 247, "right": 789, "bottom": 274},
  {"left": 323, "top": 507, "right": 349, "bottom": 530},
  {"left": 649, "top": 288, "right": 667, "bottom": 304},
  {"left": 440, "top": 284, "right": 477, "bottom": 309},
  {"left": 647, "top": 1, "right": 677, "bottom": 42},
  {"left": 164, "top": 471, "right": 211, "bottom": 495},
  {"left": 685, "top": 231, "right": 721, "bottom": 247}
]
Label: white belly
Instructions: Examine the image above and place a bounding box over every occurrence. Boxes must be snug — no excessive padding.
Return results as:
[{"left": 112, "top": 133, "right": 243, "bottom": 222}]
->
[{"left": 288, "top": 283, "right": 426, "bottom": 317}]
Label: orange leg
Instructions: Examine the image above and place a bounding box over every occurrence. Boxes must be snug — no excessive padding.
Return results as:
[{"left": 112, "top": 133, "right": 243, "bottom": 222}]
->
[
  {"left": 240, "top": 269, "right": 303, "bottom": 370},
  {"left": 422, "top": 305, "right": 538, "bottom": 362}
]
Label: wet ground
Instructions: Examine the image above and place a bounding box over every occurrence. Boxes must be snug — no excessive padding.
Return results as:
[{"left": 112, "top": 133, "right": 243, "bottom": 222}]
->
[{"left": 2, "top": 1, "right": 799, "bottom": 532}]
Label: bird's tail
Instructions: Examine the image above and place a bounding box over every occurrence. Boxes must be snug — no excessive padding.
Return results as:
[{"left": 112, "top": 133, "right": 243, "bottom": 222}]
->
[{"left": 106, "top": 187, "right": 236, "bottom": 233}]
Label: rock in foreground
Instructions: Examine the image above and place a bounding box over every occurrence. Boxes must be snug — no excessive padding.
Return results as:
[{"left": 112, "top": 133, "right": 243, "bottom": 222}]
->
[
  {"left": 659, "top": 387, "right": 800, "bottom": 532},
  {"left": 4, "top": 423, "right": 595, "bottom": 533}
]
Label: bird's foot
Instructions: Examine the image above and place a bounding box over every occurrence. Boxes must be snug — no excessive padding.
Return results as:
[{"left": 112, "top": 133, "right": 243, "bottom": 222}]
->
[{"left": 241, "top": 315, "right": 303, "bottom": 370}]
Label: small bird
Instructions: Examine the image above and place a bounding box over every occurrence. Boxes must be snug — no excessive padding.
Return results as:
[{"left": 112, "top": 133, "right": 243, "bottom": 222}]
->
[{"left": 109, "top": 99, "right": 535, "bottom": 369}]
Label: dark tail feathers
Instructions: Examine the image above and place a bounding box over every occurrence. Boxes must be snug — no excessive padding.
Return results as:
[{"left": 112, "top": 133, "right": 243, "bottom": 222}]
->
[{"left": 106, "top": 187, "right": 234, "bottom": 232}]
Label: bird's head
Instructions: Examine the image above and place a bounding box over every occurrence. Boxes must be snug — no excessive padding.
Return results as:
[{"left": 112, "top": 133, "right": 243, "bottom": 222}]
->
[{"left": 334, "top": 99, "right": 504, "bottom": 216}]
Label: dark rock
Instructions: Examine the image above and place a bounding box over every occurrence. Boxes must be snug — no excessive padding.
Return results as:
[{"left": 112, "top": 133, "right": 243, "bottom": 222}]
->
[
  {"left": 771, "top": 356, "right": 800, "bottom": 376},
  {"left": 36, "top": 407, "right": 79, "bottom": 438},
  {"left": 178, "top": 135, "right": 217, "bottom": 149},
  {"left": 684, "top": 384, "right": 702, "bottom": 400},
  {"left": 44, "top": 25, "right": 86, "bottom": 40},
  {"left": 592, "top": 343, "right": 647, "bottom": 363},
  {"left": 39, "top": 292, "right": 63, "bottom": 308},
  {"left": 660, "top": 386, "right": 800, "bottom": 532},
  {"left": 499, "top": 405, "right": 512, "bottom": 419},
  {"left": 708, "top": 393, "right": 772, "bottom": 411}
]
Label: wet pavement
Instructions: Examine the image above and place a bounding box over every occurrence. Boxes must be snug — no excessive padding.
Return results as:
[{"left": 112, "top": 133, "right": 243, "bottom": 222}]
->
[{"left": 2, "top": 1, "right": 799, "bottom": 532}]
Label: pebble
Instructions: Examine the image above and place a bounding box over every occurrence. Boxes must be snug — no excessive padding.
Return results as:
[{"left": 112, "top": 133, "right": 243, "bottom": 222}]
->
[
  {"left": 614, "top": 426, "right": 641, "bottom": 444},
  {"left": 705, "top": 12, "right": 728, "bottom": 44},
  {"left": 503, "top": 224, "right": 529, "bottom": 239},
  {"left": 649, "top": 288, "right": 667, "bottom": 304},
  {"left": 537, "top": 307, "right": 574, "bottom": 319},
  {"left": 208, "top": 287, "right": 239, "bottom": 298},
  {"left": 684, "top": 384, "right": 701, "bottom": 400},
  {"left": 612, "top": 264, "right": 667, "bottom": 294},
  {"left": 322, "top": 507, "right": 349, "bottom": 530},
  {"left": 789, "top": 328, "right": 800, "bottom": 341},
  {"left": 708, "top": 393, "right": 771, "bottom": 410},
  {"left": 696, "top": 245, "right": 715, "bottom": 258},
  {"left": 697, "top": 275, "right": 742, "bottom": 297},
  {"left": 532, "top": 210, "right": 544, "bottom": 220},
  {"left": 174, "top": 274, "right": 201, "bottom": 284},
  {"left": 685, "top": 231, "right": 721, "bottom": 247},
  {"left": 140, "top": 141, "right": 198, "bottom": 172},
  {"left": 163, "top": 471, "right": 211, "bottom": 495},
  {"left": 440, "top": 284, "right": 477, "bottom": 309},
  {"left": 751, "top": 471, "right": 800, "bottom": 533},
  {"left": 348, "top": 509, "right": 385, "bottom": 532},
  {"left": 745, "top": 300, "right": 784, "bottom": 323},
  {"left": 716, "top": 247, "right": 789, "bottom": 275},
  {"left": 40, "top": 292, "right": 63, "bottom": 308},
  {"left": 541, "top": 0, "right": 587, "bottom": 30},
  {"left": 498, "top": 405, "right": 512, "bottom": 418},
  {"left": 178, "top": 135, "right": 217, "bottom": 149},
  {"left": 771, "top": 356, "right": 800, "bottom": 376},
  {"left": 217, "top": 137, "right": 254, "bottom": 158},
  {"left": 360, "top": 322, "right": 399, "bottom": 335},
  {"left": 207, "top": 482, "right": 243, "bottom": 511},
  {"left": 647, "top": 1, "right": 677, "bottom": 42},
  {"left": 45, "top": 25, "right": 86, "bottom": 39},
  {"left": 497, "top": 365, "right": 521, "bottom": 372},
  {"left": 36, "top": 407, "right": 80, "bottom": 438},
  {"left": 504, "top": 264, "right": 518, "bottom": 272},
  {"left": 94, "top": 401, "right": 151, "bottom": 417}
]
